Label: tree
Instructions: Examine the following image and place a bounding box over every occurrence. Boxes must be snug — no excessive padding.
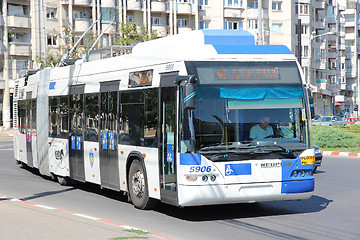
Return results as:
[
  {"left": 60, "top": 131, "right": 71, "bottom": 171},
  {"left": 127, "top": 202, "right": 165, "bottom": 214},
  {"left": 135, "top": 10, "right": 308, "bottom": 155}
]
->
[{"left": 114, "top": 20, "right": 158, "bottom": 46}]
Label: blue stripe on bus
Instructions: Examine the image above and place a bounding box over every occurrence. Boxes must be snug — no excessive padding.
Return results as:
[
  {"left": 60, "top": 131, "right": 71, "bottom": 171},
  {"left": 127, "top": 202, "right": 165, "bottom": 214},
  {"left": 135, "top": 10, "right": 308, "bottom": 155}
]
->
[
  {"left": 212, "top": 45, "right": 293, "bottom": 55},
  {"left": 49, "top": 82, "right": 56, "bottom": 89},
  {"left": 281, "top": 180, "right": 314, "bottom": 194},
  {"left": 224, "top": 163, "right": 251, "bottom": 176},
  {"left": 203, "top": 30, "right": 255, "bottom": 46},
  {"left": 281, "top": 158, "right": 315, "bottom": 193},
  {"left": 180, "top": 153, "right": 201, "bottom": 165}
]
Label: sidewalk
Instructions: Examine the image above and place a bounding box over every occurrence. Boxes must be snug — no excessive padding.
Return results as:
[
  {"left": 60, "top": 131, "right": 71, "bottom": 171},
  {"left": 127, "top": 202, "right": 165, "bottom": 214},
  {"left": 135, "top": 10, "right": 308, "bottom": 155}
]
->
[{"left": 0, "top": 196, "right": 167, "bottom": 240}]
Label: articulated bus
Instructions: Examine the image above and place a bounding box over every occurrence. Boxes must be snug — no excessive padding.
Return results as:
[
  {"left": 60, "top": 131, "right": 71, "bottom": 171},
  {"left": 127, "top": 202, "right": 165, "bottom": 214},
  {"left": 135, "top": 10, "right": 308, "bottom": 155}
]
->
[{"left": 13, "top": 30, "right": 315, "bottom": 209}]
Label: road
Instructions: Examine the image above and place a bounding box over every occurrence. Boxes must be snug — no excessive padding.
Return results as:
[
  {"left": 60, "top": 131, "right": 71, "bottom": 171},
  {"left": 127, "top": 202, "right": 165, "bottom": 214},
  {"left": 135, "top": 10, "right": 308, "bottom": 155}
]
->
[{"left": 1, "top": 135, "right": 359, "bottom": 240}]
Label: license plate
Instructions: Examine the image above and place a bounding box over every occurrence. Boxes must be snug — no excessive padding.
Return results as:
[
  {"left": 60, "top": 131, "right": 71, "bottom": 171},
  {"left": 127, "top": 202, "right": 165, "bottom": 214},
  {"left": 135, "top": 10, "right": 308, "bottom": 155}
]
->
[{"left": 301, "top": 156, "right": 315, "bottom": 165}]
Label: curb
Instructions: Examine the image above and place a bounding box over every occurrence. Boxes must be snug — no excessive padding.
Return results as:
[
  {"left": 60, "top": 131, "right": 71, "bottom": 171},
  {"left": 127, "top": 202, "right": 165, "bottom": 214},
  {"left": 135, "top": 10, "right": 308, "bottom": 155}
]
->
[
  {"left": 322, "top": 151, "right": 360, "bottom": 157},
  {"left": 0, "top": 195, "right": 174, "bottom": 240}
]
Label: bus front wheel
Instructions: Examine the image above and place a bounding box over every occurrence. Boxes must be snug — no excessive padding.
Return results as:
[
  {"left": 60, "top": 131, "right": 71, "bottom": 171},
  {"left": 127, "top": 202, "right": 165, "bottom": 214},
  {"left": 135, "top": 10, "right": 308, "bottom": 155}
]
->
[{"left": 128, "top": 160, "right": 157, "bottom": 210}]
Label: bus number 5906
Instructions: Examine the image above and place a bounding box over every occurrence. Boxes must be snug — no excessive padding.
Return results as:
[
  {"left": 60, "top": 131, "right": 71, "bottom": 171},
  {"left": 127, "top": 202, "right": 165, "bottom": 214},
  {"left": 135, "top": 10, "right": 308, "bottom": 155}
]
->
[{"left": 189, "top": 166, "right": 211, "bottom": 173}]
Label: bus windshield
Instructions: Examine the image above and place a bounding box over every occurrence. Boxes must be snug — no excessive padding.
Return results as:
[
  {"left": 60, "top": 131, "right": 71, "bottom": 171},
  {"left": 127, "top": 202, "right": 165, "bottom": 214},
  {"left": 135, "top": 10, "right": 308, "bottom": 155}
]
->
[{"left": 180, "top": 85, "right": 308, "bottom": 155}]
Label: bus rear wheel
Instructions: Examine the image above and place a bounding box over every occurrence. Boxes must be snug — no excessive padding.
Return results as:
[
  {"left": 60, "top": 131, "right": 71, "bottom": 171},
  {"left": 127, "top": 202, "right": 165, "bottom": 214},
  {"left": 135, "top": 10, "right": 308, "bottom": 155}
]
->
[
  {"left": 128, "top": 160, "right": 157, "bottom": 210},
  {"left": 57, "top": 176, "right": 71, "bottom": 186}
]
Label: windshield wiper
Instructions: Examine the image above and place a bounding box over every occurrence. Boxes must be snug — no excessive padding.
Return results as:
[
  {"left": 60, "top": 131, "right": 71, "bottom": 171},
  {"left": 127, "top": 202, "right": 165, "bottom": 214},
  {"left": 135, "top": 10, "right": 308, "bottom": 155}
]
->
[
  {"left": 199, "top": 144, "right": 256, "bottom": 154},
  {"left": 254, "top": 144, "right": 296, "bottom": 157}
]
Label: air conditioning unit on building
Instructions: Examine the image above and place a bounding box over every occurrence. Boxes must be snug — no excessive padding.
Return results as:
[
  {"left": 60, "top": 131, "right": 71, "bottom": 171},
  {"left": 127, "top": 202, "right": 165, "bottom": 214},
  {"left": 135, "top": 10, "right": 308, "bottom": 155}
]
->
[{"left": 199, "top": 5, "right": 205, "bottom": 11}]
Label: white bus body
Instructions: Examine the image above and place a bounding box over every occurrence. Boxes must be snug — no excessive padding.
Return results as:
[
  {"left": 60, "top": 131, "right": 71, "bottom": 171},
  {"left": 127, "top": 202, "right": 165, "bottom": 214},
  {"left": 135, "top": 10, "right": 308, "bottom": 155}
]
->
[{"left": 13, "top": 30, "right": 315, "bottom": 209}]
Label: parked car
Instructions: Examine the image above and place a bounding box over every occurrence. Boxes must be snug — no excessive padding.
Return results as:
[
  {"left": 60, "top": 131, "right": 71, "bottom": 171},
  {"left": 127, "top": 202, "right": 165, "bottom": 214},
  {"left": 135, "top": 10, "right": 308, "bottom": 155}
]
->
[
  {"left": 313, "top": 145, "right": 322, "bottom": 172},
  {"left": 345, "top": 117, "right": 360, "bottom": 125},
  {"left": 312, "top": 116, "right": 347, "bottom": 126}
]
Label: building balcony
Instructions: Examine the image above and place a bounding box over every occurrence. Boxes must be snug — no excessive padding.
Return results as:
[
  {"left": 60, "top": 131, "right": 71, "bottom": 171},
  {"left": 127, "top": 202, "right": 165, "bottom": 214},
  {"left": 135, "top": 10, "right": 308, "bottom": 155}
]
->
[
  {"left": 335, "top": 95, "right": 352, "bottom": 103},
  {"left": 9, "top": 43, "right": 31, "bottom": 56},
  {"left": 327, "top": 51, "right": 337, "bottom": 59},
  {"left": 178, "top": 27, "right": 192, "bottom": 34},
  {"left": 224, "top": 7, "right": 244, "bottom": 19},
  {"left": 73, "top": 19, "right": 91, "bottom": 32},
  {"left": 314, "top": 0, "right": 326, "bottom": 9},
  {"left": 314, "top": 19, "right": 326, "bottom": 29},
  {"left": 345, "top": 21, "right": 355, "bottom": 27},
  {"left": 100, "top": 0, "right": 115, "bottom": 8},
  {"left": 151, "top": 1, "right": 166, "bottom": 12},
  {"left": 327, "top": 15, "right": 336, "bottom": 24},
  {"left": 340, "top": 83, "right": 353, "bottom": 91},
  {"left": 128, "top": 0, "right": 142, "bottom": 11},
  {"left": 152, "top": 25, "right": 167, "bottom": 37},
  {"left": 177, "top": 3, "right": 192, "bottom": 14},
  {"left": 7, "top": 15, "right": 30, "bottom": 29},
  {"left": 62, "top": 0, "right": 92, "bottom": 6}
]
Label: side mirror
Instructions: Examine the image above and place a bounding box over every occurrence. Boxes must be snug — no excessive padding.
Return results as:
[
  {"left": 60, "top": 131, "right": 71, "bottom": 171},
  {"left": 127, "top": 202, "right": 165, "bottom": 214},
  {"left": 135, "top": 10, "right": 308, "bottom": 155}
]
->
[
  {"left": 176, "top": 75, "right": 197, "bottom": 110},
  {"left": 183, "top": 83, "right": 195, "bottom": 110},
  {"left": 307, "top": 89, "right": 315, "bottom": 119}
]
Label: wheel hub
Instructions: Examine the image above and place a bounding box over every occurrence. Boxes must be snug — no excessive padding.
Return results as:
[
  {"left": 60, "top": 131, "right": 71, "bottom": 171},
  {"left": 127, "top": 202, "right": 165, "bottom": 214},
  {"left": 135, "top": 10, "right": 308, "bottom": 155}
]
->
[{"left": 132, "top": 170, "right": 145, "bottom": 198}]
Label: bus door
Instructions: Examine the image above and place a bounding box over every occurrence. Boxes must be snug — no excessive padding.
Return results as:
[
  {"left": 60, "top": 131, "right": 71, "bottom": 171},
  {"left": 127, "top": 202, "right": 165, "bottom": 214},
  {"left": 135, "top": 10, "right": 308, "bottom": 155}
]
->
[
  {"left": 99, "top": 81, "right": 120, "bottom": 190},
  {"left": 159, "top": 73, "right": 178, "bottom": 205},
  {"left": 25, "top": 93, "right": 33, "bottom": 167},
  {"left": 69, "top": 85, "right": 85, "bottom": 182}
]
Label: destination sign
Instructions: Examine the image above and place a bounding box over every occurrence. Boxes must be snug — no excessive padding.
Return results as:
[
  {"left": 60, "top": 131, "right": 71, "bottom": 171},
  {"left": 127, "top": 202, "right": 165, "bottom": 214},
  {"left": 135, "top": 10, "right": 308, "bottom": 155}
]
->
[
  {"left": 215, "top": 67, "right": 280, "bottom": 81},
  {"left": 129, "top": 69, "right": 153, "bottom": 87}
]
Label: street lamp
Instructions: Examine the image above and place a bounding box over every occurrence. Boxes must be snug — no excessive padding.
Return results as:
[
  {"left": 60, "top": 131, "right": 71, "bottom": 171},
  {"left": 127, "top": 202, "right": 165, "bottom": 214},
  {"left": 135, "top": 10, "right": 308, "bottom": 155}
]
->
[{"left": 307, "top": 30, "right": 336, "bottom": 115}]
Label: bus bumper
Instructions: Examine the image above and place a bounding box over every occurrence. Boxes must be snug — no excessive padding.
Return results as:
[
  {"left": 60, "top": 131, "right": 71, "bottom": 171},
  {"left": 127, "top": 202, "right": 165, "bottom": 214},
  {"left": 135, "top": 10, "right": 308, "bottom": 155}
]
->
[{"left": 177, "top": 180, "right": 314, "bottom": 207}]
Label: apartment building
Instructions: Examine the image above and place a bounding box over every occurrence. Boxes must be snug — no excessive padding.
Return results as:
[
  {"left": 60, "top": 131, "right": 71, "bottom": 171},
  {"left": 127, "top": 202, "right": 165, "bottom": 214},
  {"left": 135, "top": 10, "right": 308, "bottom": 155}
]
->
[{"left": 1, "top": 0, "right": 359, "bottom": 128}]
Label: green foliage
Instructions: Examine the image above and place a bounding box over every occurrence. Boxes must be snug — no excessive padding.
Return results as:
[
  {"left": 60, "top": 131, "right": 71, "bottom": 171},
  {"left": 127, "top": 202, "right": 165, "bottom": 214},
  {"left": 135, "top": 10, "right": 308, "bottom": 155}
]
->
[
  {"left": 312, "top": 125, "right": 360, "bottom": 148},
  {"left": 114, "top": 21, "right": 158, "bottom": 46},
  {"left": 36, "top": 51, "right": 62, "bottom": 69}
]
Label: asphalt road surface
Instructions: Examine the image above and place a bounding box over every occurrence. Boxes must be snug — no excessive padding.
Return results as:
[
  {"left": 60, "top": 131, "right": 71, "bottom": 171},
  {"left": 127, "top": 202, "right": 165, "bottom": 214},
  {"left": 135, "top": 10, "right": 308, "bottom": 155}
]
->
[{"left": 1, "top": 135, "right": 359, "bottom": 240}]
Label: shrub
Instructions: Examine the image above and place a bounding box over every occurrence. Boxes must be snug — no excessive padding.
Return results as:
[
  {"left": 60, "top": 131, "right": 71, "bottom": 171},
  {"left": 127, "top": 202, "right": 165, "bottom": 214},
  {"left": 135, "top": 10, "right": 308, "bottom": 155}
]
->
[{"left": 312, "top": 125, "right": 360, "bottom": 148}]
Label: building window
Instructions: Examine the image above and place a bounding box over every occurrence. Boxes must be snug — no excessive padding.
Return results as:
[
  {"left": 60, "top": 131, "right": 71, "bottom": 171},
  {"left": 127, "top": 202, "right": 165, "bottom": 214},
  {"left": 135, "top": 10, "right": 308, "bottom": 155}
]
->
[
  {"left": 177, "top": 0, "right": 192, "bottom": 3},
  {"left": 151, "top": 17, "right": 161, "bottom": 26},
  {"left": 224, "top": 0, "right": 242, "bottom": 7},
  {"left": 303, "top": 46, "right": 308, "bottom": 57},
  {"left": 73, "top": 11, "right": 84, "bottom": 20},
  {"left": 320, "top": 49, "right": 326, "bottom": 60},
  {"left": 200, "top": 21, "right": 209, "bottom": 29},
  {"left": 295, "top": 3, "right": 309, "bottom": 15},
  {"left": 248, "top": 19, "right": 258, "bottom": 29},
  {"left": 302, "top": 25, "right": 309, "bottom": 34},
  {"left": 272, "top": 23, "right": 282, "bottom": 32},
  {"left": 224, "top": 21, "right": 243, "bottom": 30},
  {"left": 272, "top": 1, "right": 282, "bottom": 11},
  {"left": 248, "top": 1, "right": 258, "bottom": 8},
  {"left": 46, "top": 8, "right": 57, "bottom": 19},
  {"left": 47, "top": 35, "right": 57, "bottom": 46},
  {"left": 101, "top": 8, "right": 116, "bottom": 22},
  {"left": 344, "top": 14, "right": 355, "bottom": 22},
  {"left": 200, "top": 0, "right": 209, "bottom": 5},
  {"left": 177, "top": 19, "right": 188, "bottom": 27}
]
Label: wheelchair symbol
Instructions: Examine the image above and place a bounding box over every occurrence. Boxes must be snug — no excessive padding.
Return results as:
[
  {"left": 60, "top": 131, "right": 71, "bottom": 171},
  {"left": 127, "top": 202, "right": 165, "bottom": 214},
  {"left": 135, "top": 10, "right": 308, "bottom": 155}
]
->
[{"left": 225, "top": 165, "right": 233, "bottom": 176}]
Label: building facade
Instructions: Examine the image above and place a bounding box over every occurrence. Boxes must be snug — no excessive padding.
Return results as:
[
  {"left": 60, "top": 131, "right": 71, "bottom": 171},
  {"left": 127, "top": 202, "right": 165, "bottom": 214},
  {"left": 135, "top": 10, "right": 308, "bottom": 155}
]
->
[{"left": 1, "top": 0, "right": 359, "bottom": 128}]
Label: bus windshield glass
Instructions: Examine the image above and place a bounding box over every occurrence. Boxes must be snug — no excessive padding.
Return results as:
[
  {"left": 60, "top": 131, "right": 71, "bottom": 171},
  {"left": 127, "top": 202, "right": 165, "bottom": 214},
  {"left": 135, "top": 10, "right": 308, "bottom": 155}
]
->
[{"left": 180, "top": 85, "right": 308, "bottom": 155}]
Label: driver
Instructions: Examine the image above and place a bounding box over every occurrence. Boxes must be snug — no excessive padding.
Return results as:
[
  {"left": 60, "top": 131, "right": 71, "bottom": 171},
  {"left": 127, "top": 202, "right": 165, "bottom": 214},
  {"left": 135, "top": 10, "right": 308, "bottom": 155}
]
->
[{"left": 249, "top": 116, "right": 274, "bottom": 141}]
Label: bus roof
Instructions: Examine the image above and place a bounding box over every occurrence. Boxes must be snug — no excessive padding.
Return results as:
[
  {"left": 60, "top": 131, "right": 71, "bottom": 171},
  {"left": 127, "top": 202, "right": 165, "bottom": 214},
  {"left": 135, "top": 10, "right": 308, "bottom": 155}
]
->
[{"left": 132, "top": 30, "right": 294, "bottom": 58}]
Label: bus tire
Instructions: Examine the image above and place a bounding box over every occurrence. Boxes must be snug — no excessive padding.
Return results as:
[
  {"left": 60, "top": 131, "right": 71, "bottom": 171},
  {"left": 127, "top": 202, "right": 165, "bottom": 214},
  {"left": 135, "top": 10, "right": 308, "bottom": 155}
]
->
[
  {"left": 128, "top": 160, "right": 157, "bottom": 210},
  {"left": 57, "top": 176, "right": 71, "bottom": 186}
]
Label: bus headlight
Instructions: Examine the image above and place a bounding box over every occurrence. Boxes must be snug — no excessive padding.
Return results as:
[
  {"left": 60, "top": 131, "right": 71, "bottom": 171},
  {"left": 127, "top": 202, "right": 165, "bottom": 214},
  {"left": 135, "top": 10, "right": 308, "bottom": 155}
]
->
[
  {"left": 202, "top": 175, "right": 208, "bottom": 182},
  {"left": 301, "top": 171, "right": 306, "bottom": 177},
  {"left": 292, "top": 171, "right": 298, "bottom": 177},
  {"left": 210, "top": 175, "right": 216, "bottom": 182}
]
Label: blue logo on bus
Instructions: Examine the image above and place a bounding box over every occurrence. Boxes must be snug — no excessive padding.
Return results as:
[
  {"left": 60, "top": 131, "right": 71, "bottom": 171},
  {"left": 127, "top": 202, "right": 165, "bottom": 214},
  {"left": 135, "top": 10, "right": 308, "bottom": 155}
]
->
[{"left": 225, "top": 163, "right": 251, "bottom": 176}]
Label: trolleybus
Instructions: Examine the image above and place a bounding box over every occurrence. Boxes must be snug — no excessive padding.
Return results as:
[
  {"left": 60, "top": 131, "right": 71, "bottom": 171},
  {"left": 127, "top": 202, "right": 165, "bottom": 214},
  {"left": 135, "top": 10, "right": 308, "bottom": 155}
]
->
[{"left": 13, "top": 30, "right": 315, "bottom": 209}]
